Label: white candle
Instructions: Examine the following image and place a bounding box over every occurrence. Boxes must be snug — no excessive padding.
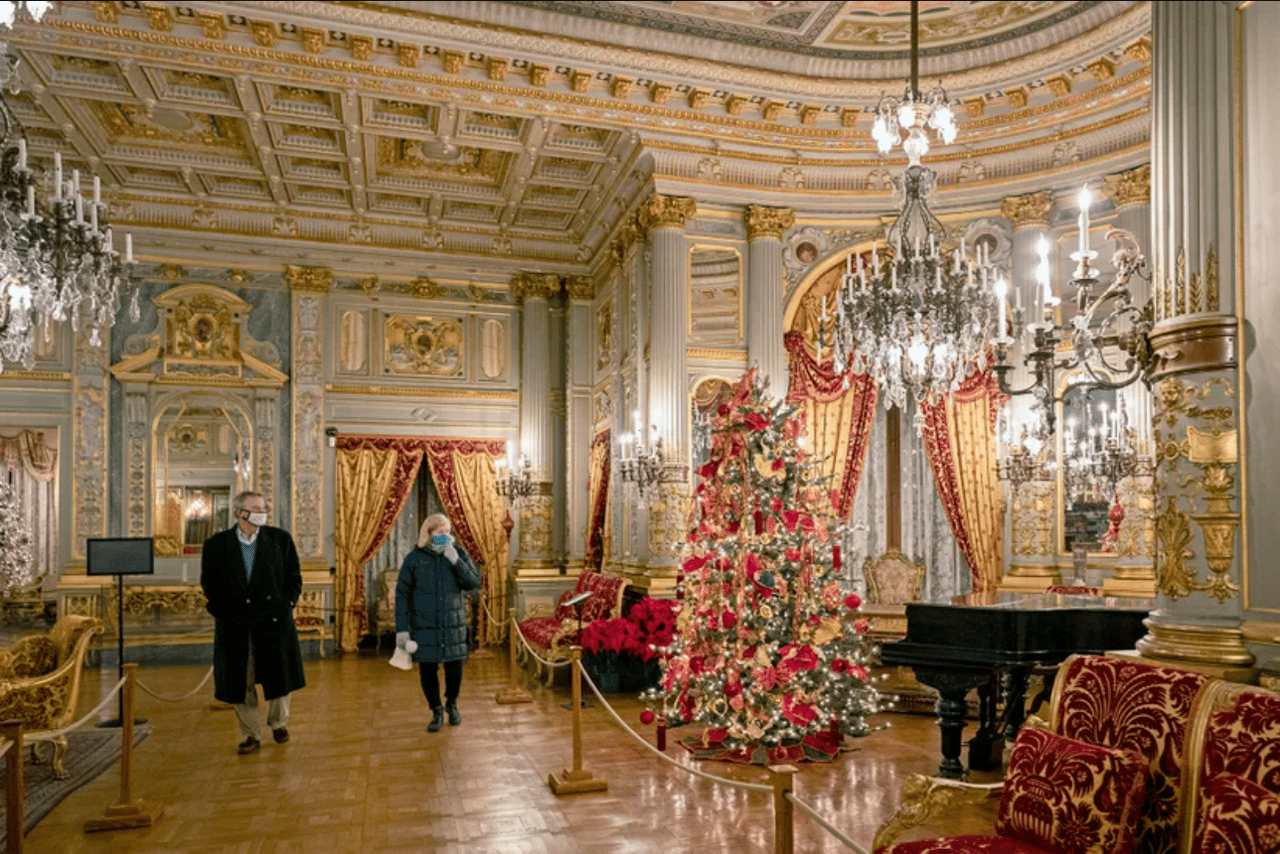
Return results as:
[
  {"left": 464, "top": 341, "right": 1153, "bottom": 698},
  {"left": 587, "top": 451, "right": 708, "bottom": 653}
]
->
[
  {"left": 995, "top": 276, "right": 1008, "bottom": 338},
  {"left": 1078, "top": 186, "right": 1092, "bottom": 257},
  {"left": 125, "top": 232, "right": 133, "bottom": 263},
  {"left": 104, "top": 227, "right": 113, "bottom": 253},
  {"left": 846, "top": 254, "right": 853, "bottom": 276},
  {"left": 1015, "top": 280, "right": 1023, "bottom": 311},
  {"left": 25, "top": 185, "right": 33, "bottom": 217},
  {"left": 872, "top": 240, "right": 880, "bottom": 277},
  {"left": 17, "top": 138, "right": 25, "bottom": 170},
  {"left": 92, "top": 175, "right": 100, "bottom": 206},
  {"left": 914, "top": 235, "right": 921, "bottom": 259},
  {"left": 928, "top": 234, "right": 936, "bottom": 258},
  {"left": 53, "top": 152, "right": 62, "bottom": 200},
  {"left": 75, "top": 193, "right": 83, "bottom": 224}
]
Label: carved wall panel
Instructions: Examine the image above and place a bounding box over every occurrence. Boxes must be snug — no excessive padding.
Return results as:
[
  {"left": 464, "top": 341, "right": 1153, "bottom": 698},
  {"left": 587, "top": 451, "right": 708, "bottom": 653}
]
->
[
  {"left": 1012, "top": 480, "right": 1054, "bottom": 557},
  {"left": 338, "top": 309, "right": 368, "bottom": 374},
  {"left": 292, "top": 292, "right": 325, "bottom": 558},
  {"left": 480, "top": 318, "right": 506, "bottom": 379},
  {"left": 72, "top": 330, "right": 109, "bottom": 559},
  {"left": 383, "top": 314, "right": 464, "bottom": 376}
]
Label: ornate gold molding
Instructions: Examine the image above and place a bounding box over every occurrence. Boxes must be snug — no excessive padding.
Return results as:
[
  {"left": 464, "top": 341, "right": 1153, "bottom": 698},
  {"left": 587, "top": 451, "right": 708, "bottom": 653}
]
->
[
  {"left": 1135, "top": 619, "right": 1255, "bottom": 667},
  {"left": 1147, "top": 315, "right": 1236, "bottom": 380},
  {"left": 1104, "top": 163, "right": 1150, "bottom": 209},
  {"left": 638, "top": 194, "right": 697, "bottom": 232},
  {"left": 510, "top": 271, "right": 560, "bottom": 302},
  {"left": 284, "top": 264, "right": 334, "bottom": 292},
  {"left": 611, "top": 219, "right": 641, "bottom": 264},
  {"left": 0, "top": 371, "right": 72, "bottom": 382},
  {"left": 1000, "top": 191, "right": 1053, "bottom": 227},
  {"left": 1155, "top": 245, "right": 1220, "bottom": 320},
  {"left": 686, "top": 347, "right": 747, "bottom": 362},
  {"left": 325, "top": 384, "right": 518, "bottom": 400},
  {"left": 565, "top": 275, "right": 595, "bottom": 301},
  {"left": 743, "top": 205, "right": 795, "bottom": 241}
]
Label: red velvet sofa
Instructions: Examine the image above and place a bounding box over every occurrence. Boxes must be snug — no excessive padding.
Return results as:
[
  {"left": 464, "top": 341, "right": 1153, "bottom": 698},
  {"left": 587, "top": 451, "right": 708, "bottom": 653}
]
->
[{"left": 515, "top": 571, "right": 628, "bottom": 686}]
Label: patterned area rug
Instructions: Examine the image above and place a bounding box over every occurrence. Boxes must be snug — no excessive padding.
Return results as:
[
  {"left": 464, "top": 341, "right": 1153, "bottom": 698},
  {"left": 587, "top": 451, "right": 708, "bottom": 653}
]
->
[{"left": 0, "top": 725, "right": 150, "bottom": 847}]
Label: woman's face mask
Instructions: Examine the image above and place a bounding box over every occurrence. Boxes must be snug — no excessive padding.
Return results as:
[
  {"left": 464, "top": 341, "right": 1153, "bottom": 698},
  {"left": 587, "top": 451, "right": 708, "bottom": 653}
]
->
[{"left": 430, "top": 531, "right": 451, "bottom": 547}]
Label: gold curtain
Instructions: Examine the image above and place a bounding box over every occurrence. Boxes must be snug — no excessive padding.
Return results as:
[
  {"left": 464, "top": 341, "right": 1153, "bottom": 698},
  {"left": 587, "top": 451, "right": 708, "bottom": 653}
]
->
[
  {"left": 431, "top": 446, "right": 511, "bottom": 644},
  {"left": 920, "top": 368, "right": 1005, "bottom": 592},
  {"left": 585, "top": 429, "right": 611, "bottom": 572},
  {"left": 333, "top": 437, "right": 425, "bottom": 652}
]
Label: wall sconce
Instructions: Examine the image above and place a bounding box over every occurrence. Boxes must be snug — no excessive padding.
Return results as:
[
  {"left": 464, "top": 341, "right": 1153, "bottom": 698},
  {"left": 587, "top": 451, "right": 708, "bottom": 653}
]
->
[
  {"left": 617, "top": 418, "right": 673, "bottom": 506},
  {"left": 495, "top": 441, "right": 534, "bottom": 507},
  {"left": 325, "top": 427, "right": 337, "bottom": 448}
]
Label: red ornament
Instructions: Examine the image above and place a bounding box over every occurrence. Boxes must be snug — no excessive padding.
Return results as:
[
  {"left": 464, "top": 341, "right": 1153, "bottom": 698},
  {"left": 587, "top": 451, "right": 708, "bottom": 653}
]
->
[
  {"left": 844, "top": 593, "right": 862, "bottom": 610},
  {"left": 640, "top": 709, "right": 656, "bottom": 725}
]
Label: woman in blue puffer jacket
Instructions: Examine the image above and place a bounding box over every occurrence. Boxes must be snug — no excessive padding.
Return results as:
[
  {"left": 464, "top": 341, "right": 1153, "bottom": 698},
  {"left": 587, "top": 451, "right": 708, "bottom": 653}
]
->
[{"left": 395, "top": 512, "right": 482, "bottom": 732}]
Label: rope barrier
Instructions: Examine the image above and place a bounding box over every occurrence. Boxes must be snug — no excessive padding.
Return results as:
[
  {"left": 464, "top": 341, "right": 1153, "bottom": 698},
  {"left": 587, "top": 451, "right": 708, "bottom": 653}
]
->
[
  {"left": 577, "top": 664, "right": 773, "bottom": 794},
  {"left": 785, "top": 791, "right": 870, "bottom": 853},
  {"left": 136, "top": 665, "right": 214, "bottom": 703},
  {"left": 25, "top": 675, "right": 128, "bottom": 742}
]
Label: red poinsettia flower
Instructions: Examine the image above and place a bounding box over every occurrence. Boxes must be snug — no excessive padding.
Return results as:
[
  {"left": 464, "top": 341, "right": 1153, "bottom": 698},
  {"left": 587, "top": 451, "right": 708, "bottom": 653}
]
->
[
  {"left": 697, "top": 458, "right": 721, "bottom": 479},
  {"left": 785, "top": 547, "right": 801, "bottom": 562},
  {"left": 849, "top": 665, "right": 868, "bottom": 682},
  {"left": 753, "top": 665, "right": 779, "bottom": 691},
  {"left": 744, "top": 412, "right": 770, "bottom": 431},
  {"left": 844, "top": 593, "right": 863, "bottom": 610},
  {"left": 722, "top": 610, "right": 737, "bottom": 630},
  {"left": 717, "top": 403, "right": 731, "bottom": 418},
  {"left": 684, "top": 555, "right": 708, "bottom": 574},
  {"left": 771, "top": 457, "right": 786, "bottom": 472},
  {"left": 831, "top": 658, "right": 848, "bottom": 673},
  {"left": 782, "top": 695, "right": 818, "bottom": 727},
  {"left": 782, "top": 510, "right": 801, "bottom": 532},
  {"left": 769, "top": 497, "right": 784, "bottom": 513}
]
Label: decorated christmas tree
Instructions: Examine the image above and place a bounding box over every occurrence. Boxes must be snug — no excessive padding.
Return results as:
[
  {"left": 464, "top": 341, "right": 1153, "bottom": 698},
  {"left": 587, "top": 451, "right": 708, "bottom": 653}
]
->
[{"left": 660, "top": 368, "right": 882, "bottom": 763}]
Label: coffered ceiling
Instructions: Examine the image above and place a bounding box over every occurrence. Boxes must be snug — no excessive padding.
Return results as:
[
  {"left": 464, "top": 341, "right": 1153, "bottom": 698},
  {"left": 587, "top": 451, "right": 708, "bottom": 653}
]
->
[{"left": 0, "top": 1, "right": 1150, "bottom": 284}]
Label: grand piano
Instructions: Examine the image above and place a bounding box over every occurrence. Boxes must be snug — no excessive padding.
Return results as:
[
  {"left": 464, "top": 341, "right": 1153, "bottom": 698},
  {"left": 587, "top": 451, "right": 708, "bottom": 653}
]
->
[{"left": 879, "top": 591, "right": 1152, "bottom": 779}]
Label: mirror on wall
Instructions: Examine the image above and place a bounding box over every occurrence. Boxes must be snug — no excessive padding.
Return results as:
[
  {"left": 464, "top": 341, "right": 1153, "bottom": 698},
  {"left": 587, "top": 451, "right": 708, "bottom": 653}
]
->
[
  {"left": 1059, "top": 383, "right": 1117, "bottom": 554},
  {"left": 152, "top": 395, "right": 253, "bottom": 555},
  {"left": 688, "top": 246, "right": 743, "bottom": 346}
]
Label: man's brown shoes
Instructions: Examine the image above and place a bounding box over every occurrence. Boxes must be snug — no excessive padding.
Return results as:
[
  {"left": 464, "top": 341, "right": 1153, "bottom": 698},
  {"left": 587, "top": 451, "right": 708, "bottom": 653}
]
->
[
  {"left": 237, "top": 736, "right": 260, "bottom": 755},
  {"left": 272, "top": 727, "right": 290, "bottom": 744}
]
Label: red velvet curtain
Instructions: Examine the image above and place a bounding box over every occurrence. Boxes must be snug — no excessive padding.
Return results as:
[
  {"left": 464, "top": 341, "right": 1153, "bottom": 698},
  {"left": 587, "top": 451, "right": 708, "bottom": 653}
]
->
[
  {"left": 584, "top": 429, "right": 611, "bottom": 572},
  {"left": 784, "top": 330, "right": 879, "bottom": 518}
]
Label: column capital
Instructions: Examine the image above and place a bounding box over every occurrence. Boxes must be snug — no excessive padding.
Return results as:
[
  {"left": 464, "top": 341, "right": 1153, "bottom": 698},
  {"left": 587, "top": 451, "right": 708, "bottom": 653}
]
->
[
  {"left": 744, "top": 205, "right": 795, "bottom": 241},
  {"left": 1104, "top": 164, "right": 1151, "bottom": 211},
  {"left": 510, "top": 271, "right": 560, "bottom": 303},
  {"left": 565, "top": 275, "right": 595, "bottom": 301},
  {"left": 1000, "top": 191, "right": 1053, "bottom": 229},
  {"left": 283, "top": 264, "right": 333, "bottom": 292},
  {"left": 638, "top": 194, "right": 697, "bottom": 232}
]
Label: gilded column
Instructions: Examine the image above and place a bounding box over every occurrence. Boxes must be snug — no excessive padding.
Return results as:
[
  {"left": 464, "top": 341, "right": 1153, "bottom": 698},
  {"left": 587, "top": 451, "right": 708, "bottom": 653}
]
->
[
  {"left": 1102, "top": 166, "right": 1157, "bottom": 596},
  {"left": 744, "top": 205, "right": 795, "bottom": 399},
  {"left": 72, "top": 328, "right": 109, "bottom": 558},
  {"left": 638, "top": 193, "right": 696, "bottom": 578},
  {"left": 563, "top": 275, "right": 596, "bottom": 574},
  {"left": 997, "top": 191, "right": 1060, "bottom": 590},
  {"left": 285, "top": 264, "right": 331, "bottom": 564},
  {"left": 511, "top": 271, "right": 560, "bottom": 577},
  {"left": 1139, "top": 2, "right": 1252, "bottom": 676}
]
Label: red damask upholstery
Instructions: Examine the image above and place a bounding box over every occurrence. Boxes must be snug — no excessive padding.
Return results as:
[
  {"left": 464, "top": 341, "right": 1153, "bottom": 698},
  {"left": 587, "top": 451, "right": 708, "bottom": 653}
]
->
[
  {"left": 516, "top": 571, "right": 629, "bottom": 685},
  {"left": 553, "top": 590, "right": 577, "bottom": 622},
  {"left": 1192, "top": 774, "right": 1280, "bottom": 854},
  {"left": 1052, "top": 655, "right": 1212, "bottom": 854},
  {"left": 517, "top": 616, "right": 564, "bottom": 649},
  {"left": 995, "top": 728, "right": 1147, "bottom": 854},
  {"left": 886, "top": 835, "right": 1052, "bottom": 853}
]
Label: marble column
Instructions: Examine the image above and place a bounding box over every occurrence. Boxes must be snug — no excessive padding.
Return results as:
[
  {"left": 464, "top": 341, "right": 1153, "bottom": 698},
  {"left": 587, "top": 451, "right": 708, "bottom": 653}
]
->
[
  {"left": 511, "top": 271, "right": 561, "bottom": 578},
  {"left": 997, "top": 191, "right": 1061, "bottom": 589},
  {"left": 744, "top": 205, "right": 795, "bottom": 400},
  {"left": 1102, "top": 166, "right": 1157, "bottom": 596},
  {"left": 72, "top": 327, "right": 110, "bottom": 557},
  {"left": 563, "top": 274, "right": 596, "bottom": 574},
  {"left": 284, "top": 264, "right": 331, "bottom": 565},
  {"left": 638, "top": 194, "right": 696, "bottom": 578},
  {"left": 1140, "top": 2, "right": 1253, "bottom": 677}
]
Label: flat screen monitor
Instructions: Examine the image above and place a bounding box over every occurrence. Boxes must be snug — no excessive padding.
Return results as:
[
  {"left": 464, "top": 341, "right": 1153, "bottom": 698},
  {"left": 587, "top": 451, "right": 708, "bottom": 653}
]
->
[{"left": 86, "top": 537, "right": 155, "bottom": 577}]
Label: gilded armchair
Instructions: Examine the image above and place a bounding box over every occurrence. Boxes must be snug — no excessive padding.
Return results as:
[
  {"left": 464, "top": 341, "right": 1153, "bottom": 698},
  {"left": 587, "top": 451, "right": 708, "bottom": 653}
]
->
[{"left": 0, "top": 615, "right": 105, "bottom": 779}]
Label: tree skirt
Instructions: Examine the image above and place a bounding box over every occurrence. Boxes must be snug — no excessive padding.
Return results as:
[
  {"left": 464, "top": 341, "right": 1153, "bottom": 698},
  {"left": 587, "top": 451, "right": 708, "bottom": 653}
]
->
[
  {"left": 0, "top": 725, "right": 151, "bottom": 847},
  {"left": 678, "top": 727, "right": 843, "bottom": 765}
]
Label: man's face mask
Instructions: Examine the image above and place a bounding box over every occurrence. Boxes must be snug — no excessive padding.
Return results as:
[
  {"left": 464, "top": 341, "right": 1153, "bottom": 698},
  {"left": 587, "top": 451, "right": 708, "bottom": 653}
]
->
[{"left": 246, "top": 511, "right": 268, "bottom": 527}]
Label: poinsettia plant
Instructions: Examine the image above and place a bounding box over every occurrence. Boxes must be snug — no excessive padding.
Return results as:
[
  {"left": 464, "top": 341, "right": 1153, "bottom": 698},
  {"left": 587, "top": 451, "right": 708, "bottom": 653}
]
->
[
  {"left": 581, "top": 616, "right": 643, "bottom": 667},
  {"left": 626, "top": 596, "right": 678, "bottom": 661}
]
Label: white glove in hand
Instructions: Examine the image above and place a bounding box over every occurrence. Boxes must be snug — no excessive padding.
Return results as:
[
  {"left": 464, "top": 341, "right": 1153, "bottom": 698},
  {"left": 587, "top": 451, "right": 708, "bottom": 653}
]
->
[
  {"left": 395, "top": 631, "right": 410, "bottom": 649},
  {"left": 443, "top": 544, "right": 459, "bottom": 564},
  {"left": 405, "top": 639, "right": 418, "bottom": 653}
]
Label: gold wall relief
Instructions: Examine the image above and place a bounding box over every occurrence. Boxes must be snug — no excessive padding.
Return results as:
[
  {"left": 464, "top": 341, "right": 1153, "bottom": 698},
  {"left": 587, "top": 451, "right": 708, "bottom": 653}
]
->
[
  {"left": 638, "top": 194, "right": 697, "bottom": 232},
  {"left": 383, "top": 315, "right": 464, "bottom": 377},
  {"left": 518, "top": 494, "right": 553, "bottom": 557},
  {"left": 743, "top": 205, "right": 795, "bottom": 241},
  {"left": 1156, "top": 496, "right": 1196, "bottom": 600},
  {"left": 1156, "top": 245, "right": 1220, "bottom": 321},
  {"left": 1012, "top": 480, "right": 1053, "bottom": 557},
  {"left": 1000, "top": 190, "right": 1053, "bottom": 228},
  {"left": 596, "top": 300, "right": 614, "bottom": 371}
]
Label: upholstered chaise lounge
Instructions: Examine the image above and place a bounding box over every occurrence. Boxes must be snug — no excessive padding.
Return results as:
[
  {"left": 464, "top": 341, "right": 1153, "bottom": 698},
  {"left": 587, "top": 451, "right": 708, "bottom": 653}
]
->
[
  {"left": 516, "top": 572, "right": 628, "bottom": 685},
  {"left": 0, "top": 615, "right": 105, "bottom": 779}
]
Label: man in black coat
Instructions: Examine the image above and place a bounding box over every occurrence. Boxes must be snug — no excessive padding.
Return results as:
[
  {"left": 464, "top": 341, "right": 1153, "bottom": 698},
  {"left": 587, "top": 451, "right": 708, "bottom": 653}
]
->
[{"left": 201, "top": 490, "right": 306, "bottom": 755}]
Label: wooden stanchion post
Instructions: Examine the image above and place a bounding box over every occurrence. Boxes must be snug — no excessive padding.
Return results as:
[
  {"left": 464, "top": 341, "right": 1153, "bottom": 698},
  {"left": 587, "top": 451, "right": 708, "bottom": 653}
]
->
[
  {"left": 769, "top": 764, "right": 797, "bottom": 854},
  {"left": 84, "top": 664, "right": 164, "bottom": 833},
  {"left": 495, "top": 608, "right": 533, "bottom": 704},
  {"left": 471, "top": 589, "right": 495, "bottom": 660},
  {"left": 3, "top": 720, "right": 24, "bottom": 854},
  {"left": 547, "top": 646, "right": 607, "bottom": 795}
]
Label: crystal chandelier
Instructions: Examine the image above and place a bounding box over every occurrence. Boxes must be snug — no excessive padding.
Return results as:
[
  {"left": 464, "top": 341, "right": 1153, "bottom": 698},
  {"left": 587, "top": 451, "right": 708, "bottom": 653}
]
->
[
  {"left": 826, "top": 164, "right": 1000, "bottom": 412},
  {"left": 0, "top": 476, "right": 34, "bottom": 596},
  {"left": 991, "top": 187, "right": 1152, "bottom": 432},
  {"left": 996, "top": 404, "right": 1056, "bottom": 493},
  {"left": 1061, "top": 395, "right": 1152, "bottom": 503},
  {"left": 617, "top": 418, "right": 672, "bottom": 506},
  {"left": 494, "top": 447, "right": 534, "bottom": 507},
  {"left": 870, "top": 0, "right": 957, "bottom": 166},
  {"left": 0, "top": 2, "right": 51, "bottom": 94},
  {"left": 0, "top": 96, "right": 138, "bottom": 372}
]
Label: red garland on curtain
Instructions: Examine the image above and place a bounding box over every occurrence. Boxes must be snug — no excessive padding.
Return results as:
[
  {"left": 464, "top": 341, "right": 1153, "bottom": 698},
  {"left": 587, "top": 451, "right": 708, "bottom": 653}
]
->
[
  {"left": 584, "top": 429, "right": 611, "bottom": 572},
  {"left": 783, "top": 330, "right": 878, "bottom": 518},
  {"left": 334, "top": 435, "right": 427, "bottom": 639},
  {"left": 421, "top": 437, "right": 513, "bottom": 572},
  {"left": 918, "top": 364, "right": 1005, "bottom": 592}
]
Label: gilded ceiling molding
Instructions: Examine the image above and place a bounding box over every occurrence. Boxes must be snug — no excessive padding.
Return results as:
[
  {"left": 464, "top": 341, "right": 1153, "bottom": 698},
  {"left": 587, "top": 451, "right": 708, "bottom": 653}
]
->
[
  {"left": 565, "top": 275, "right": 595, "bottom": 301},
  {"left": 610, "top": 219, "right": 641, "bottom": 264},
  {"left": 744, "top": 205, "right": 795, "bottom": 241},
  {"left": 1000, "top": 191, "right": 1054, "bottom": 229},
  {"left": 510, "top": 272, "right": 560, "bottom": 303},
  {"left": 326, "top": 384, "right": 519, "bottom": 401},
  {"left": 638, "top": 194, "right": 697, "bottom": 232},
  {"left": 1104, "top": 164, "right": 1151, "bottom": 210},
  {"left": 91, "top": 1, "right": 118, "bottom": 24},
  {"left": 283, "top": 264, "right": 333, "bottom": 292}
]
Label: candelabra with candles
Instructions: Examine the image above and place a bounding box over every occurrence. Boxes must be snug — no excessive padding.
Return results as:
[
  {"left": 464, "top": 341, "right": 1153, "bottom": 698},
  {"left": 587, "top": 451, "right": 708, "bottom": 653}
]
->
[
  {"left": 991, "top": 187, "right": 1151, "bottom": 432},
  {"left": 616, "top": 418, "right": 673, "bottom": 506},
  {"left": 869, "top": 0, "right": 957, "bottom": 166},
  {"left": 1061, "top": 394, "right": 1152, "bottom": 504},
  {"left": 996, "top": 405, "right": 1057, "bottom": 494},
  {"left": 494, "top": 446, "right": 534, "bottom": 507}
]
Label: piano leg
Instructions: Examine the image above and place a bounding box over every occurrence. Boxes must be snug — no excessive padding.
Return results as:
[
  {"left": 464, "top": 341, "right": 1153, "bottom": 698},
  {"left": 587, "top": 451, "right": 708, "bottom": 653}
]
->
[
  {"left": 967, "top": 677, "right": 1004, "bottom": 772},
  {"left": 1004, "top": 666, "right": 1032, "bottom": 738},
  {"left": 935, "top": 690, "right": 969, "bottom": 779}
]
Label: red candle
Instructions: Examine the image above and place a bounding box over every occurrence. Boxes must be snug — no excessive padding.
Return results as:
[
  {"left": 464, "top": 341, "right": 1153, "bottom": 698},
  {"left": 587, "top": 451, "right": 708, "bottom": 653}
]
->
[
  {"left": 754, "top": 510, "right": 764, "bottom": 536},
  {"left": 833, "top": 544, "right": 841, "bottom": 573}
]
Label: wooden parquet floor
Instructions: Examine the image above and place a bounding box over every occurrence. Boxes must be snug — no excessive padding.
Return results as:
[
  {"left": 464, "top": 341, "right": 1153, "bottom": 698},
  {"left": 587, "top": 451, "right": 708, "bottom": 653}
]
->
[{"left": 26, "top": 652, "right": 1001, "bottom": 853}]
